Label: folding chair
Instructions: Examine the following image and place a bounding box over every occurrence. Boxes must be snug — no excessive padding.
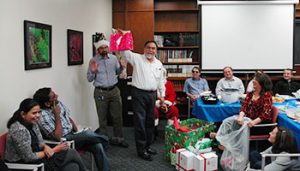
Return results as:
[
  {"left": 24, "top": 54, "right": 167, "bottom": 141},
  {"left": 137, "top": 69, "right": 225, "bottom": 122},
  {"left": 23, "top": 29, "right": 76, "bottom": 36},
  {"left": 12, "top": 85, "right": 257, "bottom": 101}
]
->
[
  {"left": 249, "top": 106, "right": 279, "bottom": 149},
  {"left": 187, "top": 96, "right": 192, "bottom": 118},
  {"left": 44, "top": 139, "right": 95, "bottom": 171},
  {"left": 261, "top": 153, "right": 300, "bottom": 171},
  {"left": 0, "top": 132, "right": 44, "bottom": 171},
  {"left": 44, "top": 139, "right": 75, "bottom": 149}
]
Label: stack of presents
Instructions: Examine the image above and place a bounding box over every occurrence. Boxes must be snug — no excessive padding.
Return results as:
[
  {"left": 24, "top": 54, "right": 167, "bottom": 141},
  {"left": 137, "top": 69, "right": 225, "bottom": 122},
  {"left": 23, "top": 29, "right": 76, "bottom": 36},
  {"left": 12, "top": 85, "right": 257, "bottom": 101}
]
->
[{"left": 165, "top": 118, "right": 218, "bottom": 171}]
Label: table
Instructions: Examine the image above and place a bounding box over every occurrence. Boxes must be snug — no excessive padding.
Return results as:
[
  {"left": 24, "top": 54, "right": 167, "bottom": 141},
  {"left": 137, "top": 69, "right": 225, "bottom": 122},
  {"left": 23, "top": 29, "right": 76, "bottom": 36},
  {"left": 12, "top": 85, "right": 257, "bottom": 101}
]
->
[
  {"left": 278, "top": 113, "right": 300, "bottom": 150},
  {"left": 192, "top": 99, "right": 241, "bottom": 122},
  {"left": 192, "top": 98, "right": 300, "bottom": 149}
]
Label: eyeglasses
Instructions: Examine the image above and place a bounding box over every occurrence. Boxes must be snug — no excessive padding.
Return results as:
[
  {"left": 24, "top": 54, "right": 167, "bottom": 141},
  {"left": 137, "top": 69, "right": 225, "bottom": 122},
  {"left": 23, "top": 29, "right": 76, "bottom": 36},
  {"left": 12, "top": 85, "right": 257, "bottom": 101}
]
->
[{"left": 192, "top": 71, "right": 199, "bottom": 73}]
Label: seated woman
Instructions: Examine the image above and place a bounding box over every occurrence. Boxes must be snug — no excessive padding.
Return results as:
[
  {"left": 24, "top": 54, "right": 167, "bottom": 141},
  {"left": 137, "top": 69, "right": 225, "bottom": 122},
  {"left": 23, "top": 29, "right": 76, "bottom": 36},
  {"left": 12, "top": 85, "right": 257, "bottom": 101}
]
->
[
  {"left": 210, "top": 72, "right": 273, "bottom": 140},
  {"left": 250, "top": 126, "right": 300, "bottom": 170},
  {"left": 5, "top": 98, "right": 86, "bottom": 171},
  {"left": 246, "top": 70, "right": 264, "bottom": 93},
  {"left": 236, "top": 72, "right": 273, "bottom": 132}
]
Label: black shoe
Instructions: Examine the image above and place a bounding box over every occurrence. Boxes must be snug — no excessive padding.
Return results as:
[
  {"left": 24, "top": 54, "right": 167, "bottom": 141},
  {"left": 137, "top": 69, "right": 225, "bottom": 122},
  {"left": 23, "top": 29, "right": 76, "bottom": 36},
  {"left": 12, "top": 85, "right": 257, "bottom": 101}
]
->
[
  {"left": 109, "top": 139, "right": 129, "bottom": 148},
  {"left": 138, "top": 151, "right": 152, "bottom": 161},
  {"left": 119, "top": 141, "right": 129, "bottom": 148},
  {"left": 146, "top": 147, "right": 157, "bottom": 155}
]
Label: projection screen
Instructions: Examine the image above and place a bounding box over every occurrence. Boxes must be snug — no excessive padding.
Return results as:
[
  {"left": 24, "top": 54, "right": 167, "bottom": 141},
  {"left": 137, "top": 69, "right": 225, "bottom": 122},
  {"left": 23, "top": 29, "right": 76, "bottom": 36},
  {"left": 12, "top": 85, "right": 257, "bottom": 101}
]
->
[{"left": 199, "top": 1, "right": 297, "bottom": 70}]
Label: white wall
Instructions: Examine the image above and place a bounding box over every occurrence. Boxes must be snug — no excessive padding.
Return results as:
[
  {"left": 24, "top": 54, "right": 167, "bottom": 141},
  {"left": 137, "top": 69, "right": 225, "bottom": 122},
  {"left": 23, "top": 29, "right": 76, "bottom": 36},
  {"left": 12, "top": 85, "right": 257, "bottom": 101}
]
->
[{"left": 0, "top": 0, "right": 112, "bottom": 132}]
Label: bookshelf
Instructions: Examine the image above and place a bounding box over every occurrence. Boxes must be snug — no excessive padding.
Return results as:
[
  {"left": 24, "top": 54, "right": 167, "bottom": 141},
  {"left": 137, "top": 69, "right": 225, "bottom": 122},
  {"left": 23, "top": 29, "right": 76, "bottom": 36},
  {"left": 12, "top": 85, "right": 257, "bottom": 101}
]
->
[
  {"left": 154, "top": 0, "right": 200, "bottom": 80},
  {"left": 153, "top": 0, "right": 200, "bottom": 117}
]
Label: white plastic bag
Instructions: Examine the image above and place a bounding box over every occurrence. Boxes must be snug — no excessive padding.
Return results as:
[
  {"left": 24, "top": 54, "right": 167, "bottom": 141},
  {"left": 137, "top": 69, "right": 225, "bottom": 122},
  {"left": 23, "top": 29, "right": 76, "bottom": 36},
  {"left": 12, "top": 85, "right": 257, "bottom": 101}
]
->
[{"left": 216, "top": 115, "right": 251, "bottom": 171}]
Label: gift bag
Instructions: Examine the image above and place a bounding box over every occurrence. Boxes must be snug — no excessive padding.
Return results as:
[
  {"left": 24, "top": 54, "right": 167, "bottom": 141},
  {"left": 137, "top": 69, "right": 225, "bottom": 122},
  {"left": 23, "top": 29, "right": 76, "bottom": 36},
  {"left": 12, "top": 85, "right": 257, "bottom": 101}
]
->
[
  {"left": 110, "top": 29, "right": 133, "bottom": 52},
  {"left": 216, "top": 115, "right": 250, "bottom": 171}
]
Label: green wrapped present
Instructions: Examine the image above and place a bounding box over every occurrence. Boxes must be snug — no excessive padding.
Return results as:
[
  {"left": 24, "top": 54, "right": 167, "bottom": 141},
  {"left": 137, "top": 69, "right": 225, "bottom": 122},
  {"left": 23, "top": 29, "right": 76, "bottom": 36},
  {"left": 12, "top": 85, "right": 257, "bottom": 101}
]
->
[
  {"left": 165, "top": 118, "right": 214, "bottom": 160},
  {"left": 195, "top": 138, "right": 212, "bottom": 150}
]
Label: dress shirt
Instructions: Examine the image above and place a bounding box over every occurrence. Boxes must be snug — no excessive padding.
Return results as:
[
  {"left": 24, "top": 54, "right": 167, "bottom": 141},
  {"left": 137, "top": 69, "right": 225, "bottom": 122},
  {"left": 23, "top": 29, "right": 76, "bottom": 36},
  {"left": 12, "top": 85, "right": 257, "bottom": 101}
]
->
[
  {"left": 38, "top": 101, "right": 73, "bottom": 137},
  {"left": 183, "top": 77, "right": 209, "bottom": 95},
  {"left": 121, "top": 50, "right": 165, "bottom": 97},
  {"left": 87, "top": 53, "right": 122, "bottom": 88},
  {"left": 215, "top": 76, "right": 245, "bottom": 96}
]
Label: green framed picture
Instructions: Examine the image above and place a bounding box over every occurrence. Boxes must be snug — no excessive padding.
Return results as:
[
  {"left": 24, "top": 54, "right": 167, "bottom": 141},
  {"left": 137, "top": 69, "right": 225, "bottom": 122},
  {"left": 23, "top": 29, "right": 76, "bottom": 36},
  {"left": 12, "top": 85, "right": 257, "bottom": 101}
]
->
[{"left": 24, "top": 20, "right": 52, "bottom": 70}]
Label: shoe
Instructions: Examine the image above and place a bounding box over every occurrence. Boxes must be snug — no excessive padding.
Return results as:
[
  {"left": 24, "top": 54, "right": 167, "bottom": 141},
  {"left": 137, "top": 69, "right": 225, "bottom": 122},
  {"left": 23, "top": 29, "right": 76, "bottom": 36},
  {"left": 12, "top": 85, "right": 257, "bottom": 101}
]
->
[
  {"left": 119, "top": 141, "right": 129, "bottom": 148},
  {"left": 138, "top": 151, "right": 152, "bottom": 161},
  {"left": 109, "top": 139, "right": 129, "bottom": 148},
  {"left": 146, "top": 147, "right": 157, "bottom": 155}
]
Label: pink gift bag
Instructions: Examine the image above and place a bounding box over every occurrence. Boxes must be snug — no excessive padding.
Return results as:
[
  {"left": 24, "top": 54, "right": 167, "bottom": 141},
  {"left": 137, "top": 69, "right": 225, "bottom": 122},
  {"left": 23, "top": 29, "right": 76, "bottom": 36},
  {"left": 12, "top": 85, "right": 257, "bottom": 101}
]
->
[{"left": 110, "top": 31, "right": 133, "bottom": 52}]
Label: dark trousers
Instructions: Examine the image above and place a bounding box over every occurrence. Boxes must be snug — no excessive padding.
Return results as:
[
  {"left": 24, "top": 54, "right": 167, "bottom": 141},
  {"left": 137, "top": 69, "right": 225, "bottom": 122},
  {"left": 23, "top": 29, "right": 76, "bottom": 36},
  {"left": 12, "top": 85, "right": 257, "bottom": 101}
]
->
[
  {"left": 65, "top": 130, "right": 109, "bottom": 171},
  {"left": 131, "top": 87, "right": 156, "bottom": 154},
  {"left": 249, "top": 150, "right": 271, "bottom": 169},
  {"left": 94, "top": 87, "right": 124, "bottom": 138}
]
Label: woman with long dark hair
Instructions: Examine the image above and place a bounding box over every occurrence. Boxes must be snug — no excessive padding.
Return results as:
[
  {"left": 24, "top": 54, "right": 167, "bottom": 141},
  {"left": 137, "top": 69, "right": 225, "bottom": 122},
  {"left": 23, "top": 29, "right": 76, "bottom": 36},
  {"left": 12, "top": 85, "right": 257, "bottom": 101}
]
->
[
  {"left": 250, "top": 126, "right": 300, "bottom": 170},
  {"left": 236, "top": 72, "right": 273, "bottom": 129},
  {"left": 5, "top": 98, "right": 86, "bottom": 171}
]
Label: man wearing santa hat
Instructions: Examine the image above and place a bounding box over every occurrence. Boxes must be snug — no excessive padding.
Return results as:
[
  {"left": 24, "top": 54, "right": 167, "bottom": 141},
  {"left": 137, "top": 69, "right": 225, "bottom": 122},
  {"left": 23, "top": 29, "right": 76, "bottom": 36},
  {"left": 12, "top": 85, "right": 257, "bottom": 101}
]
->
[{"left": 87, "top": 39, "right": 129, "bottom": 148}]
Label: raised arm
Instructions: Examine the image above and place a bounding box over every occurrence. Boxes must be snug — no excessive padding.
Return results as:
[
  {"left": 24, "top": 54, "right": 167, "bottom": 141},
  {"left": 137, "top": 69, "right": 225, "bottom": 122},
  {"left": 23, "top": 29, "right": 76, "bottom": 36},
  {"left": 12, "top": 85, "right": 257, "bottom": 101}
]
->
[{"left": 87, "top": 58, "right": 99, "bottom": 82}]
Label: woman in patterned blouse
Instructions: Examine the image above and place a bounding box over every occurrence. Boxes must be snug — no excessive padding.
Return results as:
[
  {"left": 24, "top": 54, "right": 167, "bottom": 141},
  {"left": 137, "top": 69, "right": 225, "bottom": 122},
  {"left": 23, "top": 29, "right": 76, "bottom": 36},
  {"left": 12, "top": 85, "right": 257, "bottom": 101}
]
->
[{"left": 236, "top": 73, "right": 273, "bottom": 129}]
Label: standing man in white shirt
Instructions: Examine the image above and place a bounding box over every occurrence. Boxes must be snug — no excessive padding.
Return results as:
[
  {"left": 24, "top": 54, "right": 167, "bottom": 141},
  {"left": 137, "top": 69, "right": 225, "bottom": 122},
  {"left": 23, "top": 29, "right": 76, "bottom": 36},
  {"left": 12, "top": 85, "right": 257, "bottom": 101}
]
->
[{"left": 120, "top": 40, "right": 165, "bottom": 161}]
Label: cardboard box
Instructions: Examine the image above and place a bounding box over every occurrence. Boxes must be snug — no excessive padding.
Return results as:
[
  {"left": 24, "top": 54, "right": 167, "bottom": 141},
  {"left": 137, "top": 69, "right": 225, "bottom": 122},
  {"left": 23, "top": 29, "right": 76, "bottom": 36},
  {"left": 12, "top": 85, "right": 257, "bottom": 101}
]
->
[
  {"left": 176, "top": 149, "right": 195, "bottom": 171},
  {"left": 194, "top": 152, "right": 218, "bottom": 171}
]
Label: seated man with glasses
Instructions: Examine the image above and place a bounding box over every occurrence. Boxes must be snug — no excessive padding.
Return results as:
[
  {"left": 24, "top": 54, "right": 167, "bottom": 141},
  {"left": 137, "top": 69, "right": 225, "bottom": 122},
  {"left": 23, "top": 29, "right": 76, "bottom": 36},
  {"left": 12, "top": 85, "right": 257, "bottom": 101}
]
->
[{"left": 183, "top": 66, "right": 210, "bottom": 102}]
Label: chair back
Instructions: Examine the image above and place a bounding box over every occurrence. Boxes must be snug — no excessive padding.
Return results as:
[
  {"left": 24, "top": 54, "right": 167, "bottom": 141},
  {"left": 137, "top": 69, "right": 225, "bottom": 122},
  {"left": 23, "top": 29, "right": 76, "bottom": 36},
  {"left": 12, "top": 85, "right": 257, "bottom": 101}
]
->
[{"left": 0, "top": 133, "right": 7, "bottom": 160}]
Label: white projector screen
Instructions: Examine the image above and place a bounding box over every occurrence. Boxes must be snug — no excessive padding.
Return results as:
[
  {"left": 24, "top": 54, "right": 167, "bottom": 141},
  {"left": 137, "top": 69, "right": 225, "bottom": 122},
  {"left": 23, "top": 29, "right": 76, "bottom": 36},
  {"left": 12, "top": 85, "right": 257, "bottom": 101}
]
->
[{"left": 200, "top": 1, "right": 295, "bottom": 70}]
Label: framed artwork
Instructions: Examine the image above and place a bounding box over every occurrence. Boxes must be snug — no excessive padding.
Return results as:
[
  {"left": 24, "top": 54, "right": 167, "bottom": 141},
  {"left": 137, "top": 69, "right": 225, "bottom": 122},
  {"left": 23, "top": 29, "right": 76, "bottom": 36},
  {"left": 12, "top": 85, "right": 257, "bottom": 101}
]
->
[
  {"left": 24, "top": 20, "right": 52, "bottom": 70},
  {"left": 67, "top": 29, "right": 83, "bottom": 65}
]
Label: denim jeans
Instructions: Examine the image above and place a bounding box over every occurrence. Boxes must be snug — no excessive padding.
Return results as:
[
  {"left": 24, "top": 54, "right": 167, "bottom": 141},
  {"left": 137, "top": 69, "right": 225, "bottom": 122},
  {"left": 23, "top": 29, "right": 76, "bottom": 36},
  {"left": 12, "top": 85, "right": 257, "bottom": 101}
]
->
[{"left": 65, "top": 129, "right": 109, "bottom": 171}]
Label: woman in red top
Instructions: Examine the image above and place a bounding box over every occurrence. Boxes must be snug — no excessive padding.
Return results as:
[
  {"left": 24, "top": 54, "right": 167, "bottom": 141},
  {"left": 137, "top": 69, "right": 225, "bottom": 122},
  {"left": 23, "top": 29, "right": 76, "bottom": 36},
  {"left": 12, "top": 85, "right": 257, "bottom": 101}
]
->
[{"left": 236, "top": 72, "right": 273, "bottom": 128}]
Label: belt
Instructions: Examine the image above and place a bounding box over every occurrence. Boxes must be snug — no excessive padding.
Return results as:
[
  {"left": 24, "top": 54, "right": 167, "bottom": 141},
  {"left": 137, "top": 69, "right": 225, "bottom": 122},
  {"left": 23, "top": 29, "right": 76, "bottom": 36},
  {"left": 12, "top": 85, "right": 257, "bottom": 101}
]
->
[
  {"left": 132, "top": 86, "right": 156, "bottom": 93},
  {"left": 96, "top": 85, "right": 116, "bottom": 91}
]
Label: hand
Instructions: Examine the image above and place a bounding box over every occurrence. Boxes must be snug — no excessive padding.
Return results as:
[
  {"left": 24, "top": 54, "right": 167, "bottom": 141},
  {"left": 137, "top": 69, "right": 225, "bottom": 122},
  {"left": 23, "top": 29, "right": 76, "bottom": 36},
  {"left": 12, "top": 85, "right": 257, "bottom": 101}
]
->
[
  {"left": 159, "top": 97, "right": 165, "bottom": 104},
  {"left": 43, "top": 145, "right": 54, "bottom": 158},
  {"left": 89, "top": 59, "right": 99, "bottom": 73},
  {"left": 117, "top": 28, "right": 127, "bottom": 35},
  {"left": 236, "top": 116, "right": 244, "bottom": 125},
  {"left": 191, "top": 95, "right": 198, "bottom": 102},
  {"left": 119, "top": 57, "right": 127, "bottom": 68},
  {"left": 52, "top": 101, "right": 61, "bottom": 117},
  {"left": 247, "top": 121, "right": 255, "bottom": 128},
  {"left": 160, "top": 103, "right": 168, "bottom": 113},
  {"left": 53, "top": 143, "right": 69, "bottom": 153}
]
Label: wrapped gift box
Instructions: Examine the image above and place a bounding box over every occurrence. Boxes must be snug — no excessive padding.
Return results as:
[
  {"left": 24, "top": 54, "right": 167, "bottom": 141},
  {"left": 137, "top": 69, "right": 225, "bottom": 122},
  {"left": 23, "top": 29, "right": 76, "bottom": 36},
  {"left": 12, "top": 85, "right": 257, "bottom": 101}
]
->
[
  {"left": 165, "top": 118, "right": 214, "bottom": 160},
  {"left": 176, "top": 149, "right": 195, "bottom": 171},
  {"left": 194, "top": 152, "right": 218, "bottom": 171}
]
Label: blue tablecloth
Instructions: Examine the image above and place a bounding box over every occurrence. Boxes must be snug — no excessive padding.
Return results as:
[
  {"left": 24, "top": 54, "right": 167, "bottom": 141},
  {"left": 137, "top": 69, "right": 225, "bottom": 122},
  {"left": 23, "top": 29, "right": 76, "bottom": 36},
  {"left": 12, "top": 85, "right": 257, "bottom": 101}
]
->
[
  {"left": 192, "top": 98, "right": 300, "bottom": 149},
  {"left": 278, "top": 113, "right": 300, "bottom": 150},
  {"left": 192, "top": 99, "right": 241, "bottom": 122}
]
